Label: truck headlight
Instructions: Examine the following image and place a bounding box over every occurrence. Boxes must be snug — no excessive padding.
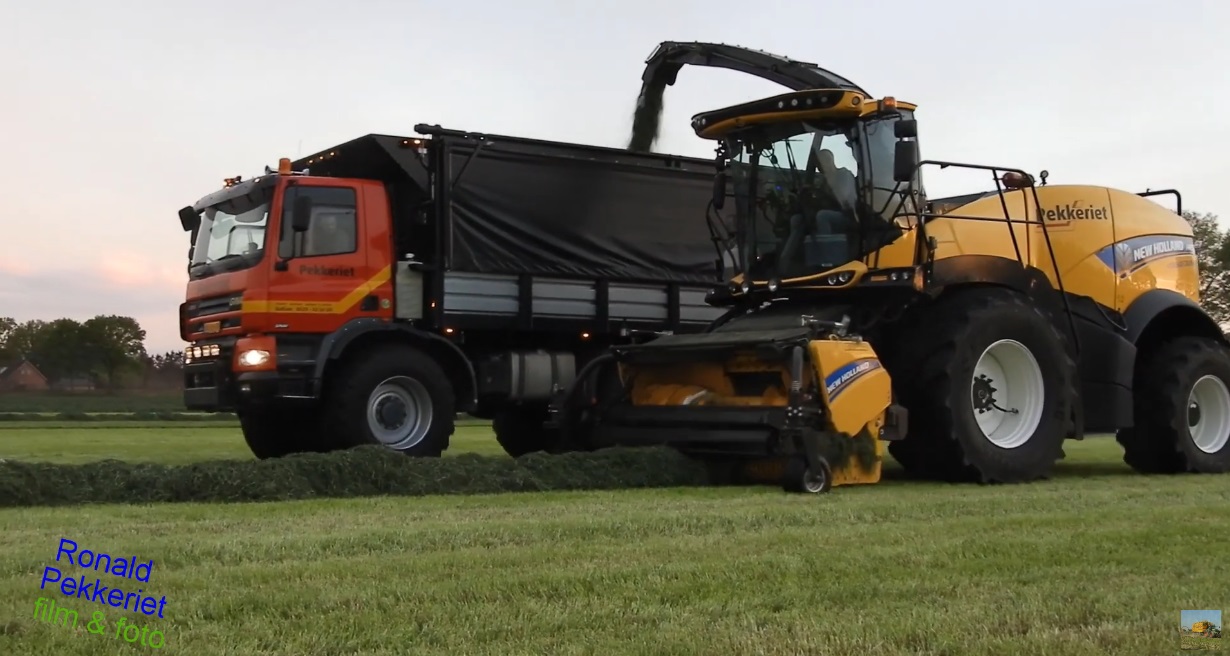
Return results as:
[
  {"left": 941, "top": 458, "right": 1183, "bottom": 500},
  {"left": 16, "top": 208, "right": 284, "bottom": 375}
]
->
[{"left": 237, "top": 349, "right": 270, "bottom": 367}]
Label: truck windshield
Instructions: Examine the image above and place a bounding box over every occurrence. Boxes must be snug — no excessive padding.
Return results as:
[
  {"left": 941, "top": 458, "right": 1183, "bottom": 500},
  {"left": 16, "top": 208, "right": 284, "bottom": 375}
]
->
[
  {"left": 729, "top": 121, "right": 864, "bottom": 280},
  {"left": 189, "top": 186, "right": 273, "bottom": 275}
]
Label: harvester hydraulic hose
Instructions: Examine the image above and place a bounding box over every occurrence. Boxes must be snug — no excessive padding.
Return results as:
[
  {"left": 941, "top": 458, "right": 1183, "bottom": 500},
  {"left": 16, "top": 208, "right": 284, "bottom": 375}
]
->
[
  {"left": 789, "top": 345, "right": 804, "bottom": 407},
  {"left": 555, "top": 353, "right": 619, "bottom": 449}
]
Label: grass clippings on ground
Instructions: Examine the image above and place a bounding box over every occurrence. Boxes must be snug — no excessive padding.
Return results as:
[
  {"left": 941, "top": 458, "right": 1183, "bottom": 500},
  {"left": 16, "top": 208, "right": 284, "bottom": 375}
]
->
[{"left": 0, "top": 445, "right": 711, "bottom": 507}]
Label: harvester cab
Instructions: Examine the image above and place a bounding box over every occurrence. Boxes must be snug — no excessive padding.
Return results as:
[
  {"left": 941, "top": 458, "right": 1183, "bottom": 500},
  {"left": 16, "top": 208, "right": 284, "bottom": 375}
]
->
[
  {"left": 698, "top": 89, "right": 923, "bottom": 293},
  {"left": 554, "top": 41, "right": 1230, "bottom": 494}
]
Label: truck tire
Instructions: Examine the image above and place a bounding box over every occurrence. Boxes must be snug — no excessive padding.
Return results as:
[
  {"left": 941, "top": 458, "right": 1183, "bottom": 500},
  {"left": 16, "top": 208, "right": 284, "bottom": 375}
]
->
[
  {"left": 238, "top": 407, "right": 329, "bottom": 459},
  {"left": 887, "top": 287, "right": 1076, "bottom": 483},
  {"left": 493, "top": 404, "right": 559, "bottom": 457},
  {"left": 1116, "top": 336, "right": 1230, "bottom": 474},
  {"left": 324, "top": 345, "right": 455, "bottom": 457}
]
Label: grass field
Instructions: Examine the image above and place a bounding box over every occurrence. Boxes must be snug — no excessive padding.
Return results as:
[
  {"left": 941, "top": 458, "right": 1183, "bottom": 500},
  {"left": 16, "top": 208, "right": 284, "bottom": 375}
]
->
[
  {"left": 0, "top": 391, "right": 188, "bottom": 414},
  {"left": 1181, "top": 634, "right": 1224, "bottom": 651},
  {"left": 0, "top": 424, "right": 1228, "bottom": 654}
]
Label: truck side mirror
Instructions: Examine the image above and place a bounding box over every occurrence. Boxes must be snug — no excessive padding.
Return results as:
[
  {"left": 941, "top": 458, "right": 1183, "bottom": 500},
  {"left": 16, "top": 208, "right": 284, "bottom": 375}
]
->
[
  {"left": 893, "top": 140, "right": 919, "bottom": 183},
  {"left": 712, "top": 170, "right": 727, "bottom": 210},
  {"left": 178, "top": 206, "right": 200, "bottom": 232},
  {"left": 291, "top": 195, "right": 313, "bottom": 232}
]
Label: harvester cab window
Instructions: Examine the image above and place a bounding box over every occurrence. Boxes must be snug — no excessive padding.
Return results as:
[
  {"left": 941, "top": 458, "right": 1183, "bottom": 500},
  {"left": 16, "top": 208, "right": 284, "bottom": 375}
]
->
[
  {"left": 277, "top": 187, "right": 358, "bottom": 259},
  {"left": 737, "top": 124, "right": 863, "bottom": 279},
  {"left": 863, "top": 112, "right": 920, "bottom": 229}
]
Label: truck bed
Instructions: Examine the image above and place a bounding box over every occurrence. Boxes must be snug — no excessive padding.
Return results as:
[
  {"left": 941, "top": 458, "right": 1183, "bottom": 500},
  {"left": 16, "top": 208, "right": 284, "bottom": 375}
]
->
[{"left": 296, "top": 127, "right": 732, "bottom": 332}]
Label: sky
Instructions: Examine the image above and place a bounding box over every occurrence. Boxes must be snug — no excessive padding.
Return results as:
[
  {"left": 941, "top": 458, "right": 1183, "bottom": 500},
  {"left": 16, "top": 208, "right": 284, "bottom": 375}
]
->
[
  {"left": 1181, "top": 609, "right": 1221, "bottom": 628},
  {"left": 3, "top": 0, "right": 1228, "bottom": 354}
]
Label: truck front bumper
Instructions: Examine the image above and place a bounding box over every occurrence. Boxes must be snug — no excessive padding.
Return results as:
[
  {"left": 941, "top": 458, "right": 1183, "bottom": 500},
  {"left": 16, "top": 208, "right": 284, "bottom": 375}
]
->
[{"left": 183, "top": 348, "right": 313, "bottom": 412}]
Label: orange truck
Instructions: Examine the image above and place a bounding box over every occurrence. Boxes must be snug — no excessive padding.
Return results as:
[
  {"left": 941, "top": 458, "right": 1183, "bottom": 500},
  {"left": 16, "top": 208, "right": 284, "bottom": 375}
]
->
[{"left": 177, "top": 125, "right": 727, "bottom": 459}]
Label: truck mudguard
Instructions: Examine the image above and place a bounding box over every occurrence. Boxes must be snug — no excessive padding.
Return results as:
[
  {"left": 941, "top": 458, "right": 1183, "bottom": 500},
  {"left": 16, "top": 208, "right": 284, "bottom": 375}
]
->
[{"left": 313, "top": 318, "right": 479, "bottom": 410}]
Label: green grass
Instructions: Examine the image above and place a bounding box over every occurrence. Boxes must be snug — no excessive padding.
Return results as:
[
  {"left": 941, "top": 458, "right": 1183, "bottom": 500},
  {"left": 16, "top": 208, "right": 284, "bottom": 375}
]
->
[
  {"left": 0, "top": 423, "right": 504, "bottom": 464},
  {"left": 1182, "top": 635, "right": 1224, "bottom": 651},
  {"left": 0, "top": 429, "right": 1227, "bottom": 654},
  {"left": 0, "top": 392, "right": 187, "bottom": 414}
]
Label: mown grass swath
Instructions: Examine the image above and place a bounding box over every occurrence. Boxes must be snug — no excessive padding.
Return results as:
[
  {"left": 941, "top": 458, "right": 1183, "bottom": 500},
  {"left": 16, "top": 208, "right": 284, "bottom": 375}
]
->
[{"left": 0, "top": 446, "right": 713, "bottom": 507}]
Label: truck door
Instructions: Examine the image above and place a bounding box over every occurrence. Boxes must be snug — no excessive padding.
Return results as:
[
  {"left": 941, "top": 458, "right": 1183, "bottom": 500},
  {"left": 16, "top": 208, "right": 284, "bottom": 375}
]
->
[{"left": 266, "top": 182, "right": 373, "bottom": 333}]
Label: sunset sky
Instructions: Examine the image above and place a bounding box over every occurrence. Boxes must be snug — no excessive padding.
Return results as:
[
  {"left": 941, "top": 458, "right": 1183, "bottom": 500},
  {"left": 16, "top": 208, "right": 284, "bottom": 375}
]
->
[{"left": 4, "top": 0, "right": 1227, "bottom": 354}]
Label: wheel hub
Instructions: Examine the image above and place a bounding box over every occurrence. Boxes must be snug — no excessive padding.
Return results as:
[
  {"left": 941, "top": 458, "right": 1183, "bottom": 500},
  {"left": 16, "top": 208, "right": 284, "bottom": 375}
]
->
[
  {"left": 972, "top": 374, "right": 998, "bottom": 413},
  {"left": 375, "top": 395, "right": 408, "bottom": 429},
  {"left": 1188, "top": 400, "right": 1201, "bottom": 428},
  {"left": 365, "top": 376, "right": 434, "bottom": 450}
]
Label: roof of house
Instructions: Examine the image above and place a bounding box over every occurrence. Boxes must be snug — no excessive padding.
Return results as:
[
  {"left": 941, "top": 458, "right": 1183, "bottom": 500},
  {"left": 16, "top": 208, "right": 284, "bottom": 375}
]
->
[{"left": 0, "top": 358, "right": 45, "bottom": 381}]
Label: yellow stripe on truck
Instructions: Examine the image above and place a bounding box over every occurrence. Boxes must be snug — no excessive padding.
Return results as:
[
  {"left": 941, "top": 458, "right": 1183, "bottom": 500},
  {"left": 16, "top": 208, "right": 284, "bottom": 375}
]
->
[{"left": 242, "top": 266, "right": 392, "bottom": 314}]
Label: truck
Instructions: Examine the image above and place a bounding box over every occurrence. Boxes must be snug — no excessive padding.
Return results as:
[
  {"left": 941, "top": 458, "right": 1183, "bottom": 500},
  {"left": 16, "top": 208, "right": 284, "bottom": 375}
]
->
[{"left": 178, "top": 125, "right": 730, "bottom": 459}]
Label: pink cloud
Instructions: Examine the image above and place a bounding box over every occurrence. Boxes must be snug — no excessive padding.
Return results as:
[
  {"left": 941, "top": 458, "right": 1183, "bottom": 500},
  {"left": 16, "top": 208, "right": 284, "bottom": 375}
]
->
[{"left": 0, "top": 256, "right": 186, "bottom": 353}]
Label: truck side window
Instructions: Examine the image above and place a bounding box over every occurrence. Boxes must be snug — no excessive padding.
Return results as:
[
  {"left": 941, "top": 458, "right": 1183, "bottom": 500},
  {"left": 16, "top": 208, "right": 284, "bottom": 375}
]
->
[{"left": 278, "top": 186, "right": 358, "bottom": 259}]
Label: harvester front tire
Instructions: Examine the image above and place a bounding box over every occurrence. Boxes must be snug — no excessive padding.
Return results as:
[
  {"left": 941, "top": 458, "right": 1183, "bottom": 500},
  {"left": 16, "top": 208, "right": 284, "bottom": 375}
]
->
[
  {"left": 238, "top": 406, "right": 329, "bottom": 459},
  {"left": 782, "top": 456, "right": 832, "bottom": 494},
  {"left": 1117, "top": 336, "right": 1230, "bottom": 474},
  {"left": 324, "top": 345, "right": 455, "bottom": 457},
  {"left": 889, "top": 287, "right": 1076, "bottom": 483}
]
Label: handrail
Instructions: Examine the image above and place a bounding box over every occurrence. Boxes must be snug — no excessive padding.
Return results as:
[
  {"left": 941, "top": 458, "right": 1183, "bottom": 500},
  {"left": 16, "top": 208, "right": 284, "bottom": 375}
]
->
[{"left": 911, "top": 159, "right": 1079, "bottom": 354}]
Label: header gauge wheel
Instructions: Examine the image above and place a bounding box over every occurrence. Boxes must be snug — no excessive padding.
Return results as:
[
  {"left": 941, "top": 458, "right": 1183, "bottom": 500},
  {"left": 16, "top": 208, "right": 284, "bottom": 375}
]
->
[{"left": 782, "top": 456, "right": 832, "bottom": 494}]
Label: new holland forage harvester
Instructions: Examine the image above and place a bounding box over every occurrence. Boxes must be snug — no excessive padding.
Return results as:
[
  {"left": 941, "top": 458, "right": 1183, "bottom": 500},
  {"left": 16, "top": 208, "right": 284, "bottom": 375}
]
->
[{"left": 549, "top": 41, "right": 1230, "bottom": 493}]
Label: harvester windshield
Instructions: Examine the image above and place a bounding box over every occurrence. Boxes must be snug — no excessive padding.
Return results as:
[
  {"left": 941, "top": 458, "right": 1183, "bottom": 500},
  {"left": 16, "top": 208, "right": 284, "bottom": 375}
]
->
[{"left": 729, "top": 114, "right": 909, "bottom": 281}]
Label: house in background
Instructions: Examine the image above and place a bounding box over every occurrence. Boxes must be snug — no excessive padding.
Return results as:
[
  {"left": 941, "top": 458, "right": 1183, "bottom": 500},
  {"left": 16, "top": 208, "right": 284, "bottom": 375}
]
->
[
  {"left": 50, "top": 376, "right": 96, "bottom": 392},
  {"left": 0, "top": 359, "right": 50, "bottom": 392}
]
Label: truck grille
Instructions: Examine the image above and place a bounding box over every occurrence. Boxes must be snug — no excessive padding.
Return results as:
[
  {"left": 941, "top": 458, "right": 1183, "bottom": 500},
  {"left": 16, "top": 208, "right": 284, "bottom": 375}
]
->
[{"left": 183, "top": 293, "right": 243, "bottom": 320}]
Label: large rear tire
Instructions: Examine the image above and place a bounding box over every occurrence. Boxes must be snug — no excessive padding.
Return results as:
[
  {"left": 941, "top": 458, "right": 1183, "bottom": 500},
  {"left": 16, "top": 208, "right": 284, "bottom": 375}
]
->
[
  {"left": 323, "top": 345, "right": 455, "bottom": 457},
  {"left": 1116, "top": 336, "right": 1230, "bottom": 473},
  {"left": 886, "top": 287, "right": 1076, "bottom": 483}
]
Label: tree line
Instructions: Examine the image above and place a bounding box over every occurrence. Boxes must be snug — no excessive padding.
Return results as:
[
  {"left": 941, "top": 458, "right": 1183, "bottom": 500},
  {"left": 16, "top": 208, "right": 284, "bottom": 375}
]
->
[
  {"left": 0, "top": 315, "right": 183, "bottom": 390},
  {"left": 0, "top": 211, "right": 1225, "bottom": 390}
]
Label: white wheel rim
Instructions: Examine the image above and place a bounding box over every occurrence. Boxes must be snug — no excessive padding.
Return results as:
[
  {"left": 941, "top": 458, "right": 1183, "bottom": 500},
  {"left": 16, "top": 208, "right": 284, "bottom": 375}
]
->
[
  {"left": 970, "top": 339, "right": 1045, "bottom": 449},
  {"left": 1188, "top": 374, "right": 1230, "bottom": 454}
]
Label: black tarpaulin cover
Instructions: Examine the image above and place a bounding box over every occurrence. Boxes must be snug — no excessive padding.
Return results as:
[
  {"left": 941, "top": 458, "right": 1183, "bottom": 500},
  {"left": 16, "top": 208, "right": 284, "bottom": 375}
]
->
[{"left": 445, "top": 141, "right": 721, "bottom": 284}]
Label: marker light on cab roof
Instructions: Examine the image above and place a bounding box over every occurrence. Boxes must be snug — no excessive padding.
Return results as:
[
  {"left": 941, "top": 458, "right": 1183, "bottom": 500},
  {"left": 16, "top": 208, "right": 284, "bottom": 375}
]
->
[{"left": 278, "top": 158, "right": 292, "bottom": 175}]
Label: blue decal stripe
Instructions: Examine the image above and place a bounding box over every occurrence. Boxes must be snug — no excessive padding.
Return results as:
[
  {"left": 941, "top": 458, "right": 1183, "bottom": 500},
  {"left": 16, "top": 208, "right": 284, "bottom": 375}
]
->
[
  {"left": 1095, "top": 234, "right": 1195, "bottom": 277},
  {"left": 824, "top": 358, "right": 883, "bottom": 401}
]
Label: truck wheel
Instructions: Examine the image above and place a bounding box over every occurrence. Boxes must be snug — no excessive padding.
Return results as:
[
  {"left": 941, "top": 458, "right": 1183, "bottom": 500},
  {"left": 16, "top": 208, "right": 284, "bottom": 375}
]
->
[
  {"left": 889, "top": 287, "right": 1076, "bottom": 483},
  {"left": 493, "top": 405, "right": 559, "bottom": 457},
  {"left": 325, "top": 345, "right": 455, "bottom": 457},
  {"left": 1116, "top": 336, "right": 1230, "bottom": 474},
  {"left": 238, "top": 407, "right": 329, "bottom": 459}
]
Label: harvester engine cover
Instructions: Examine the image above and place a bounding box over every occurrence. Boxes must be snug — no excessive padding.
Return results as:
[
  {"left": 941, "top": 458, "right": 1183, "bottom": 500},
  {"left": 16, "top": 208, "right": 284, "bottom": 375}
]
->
[{"left": 592, "top": 303, "right": 907, "bottom": 491}]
